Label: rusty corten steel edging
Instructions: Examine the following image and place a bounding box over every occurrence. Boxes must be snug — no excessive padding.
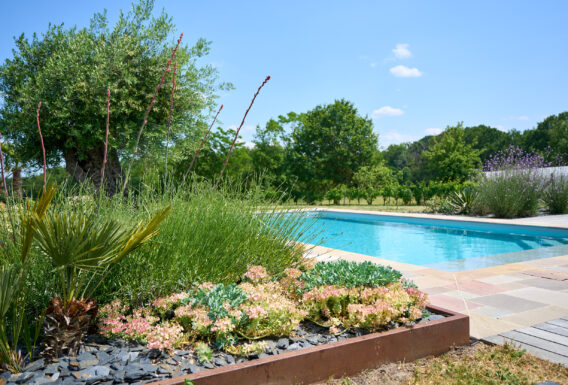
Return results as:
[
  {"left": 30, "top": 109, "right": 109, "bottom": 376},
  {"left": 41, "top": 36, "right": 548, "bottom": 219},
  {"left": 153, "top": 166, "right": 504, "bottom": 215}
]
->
[{"left": 148, "top": 305, "right": 469, "bottom": 385}]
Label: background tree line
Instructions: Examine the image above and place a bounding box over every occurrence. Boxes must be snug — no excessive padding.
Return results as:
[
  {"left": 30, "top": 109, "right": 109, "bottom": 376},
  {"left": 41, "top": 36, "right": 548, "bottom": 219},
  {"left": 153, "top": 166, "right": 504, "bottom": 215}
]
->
[{"left": 0, "top": 0, "right": 566, "bottom": 203}]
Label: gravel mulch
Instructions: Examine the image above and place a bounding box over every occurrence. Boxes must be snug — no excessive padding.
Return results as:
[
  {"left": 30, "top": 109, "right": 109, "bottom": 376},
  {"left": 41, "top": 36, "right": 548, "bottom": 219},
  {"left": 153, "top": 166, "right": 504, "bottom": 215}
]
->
[{"left": 0, "top": 314, "right": 444, "bottom": 385}]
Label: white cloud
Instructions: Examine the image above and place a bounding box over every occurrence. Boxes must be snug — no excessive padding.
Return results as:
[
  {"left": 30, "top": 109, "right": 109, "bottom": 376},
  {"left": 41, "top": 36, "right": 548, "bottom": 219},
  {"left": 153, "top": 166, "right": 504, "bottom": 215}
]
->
[
  {"left": 390, "top": 65, "right": 422, "bottom": 78},
  {"left": 425, "top": 127, "right": 443, "bottom": 136},
  {"left": 380, "top": 130, "right": 419, "bottom": 148},
  {"left": 393, "top": 43, "right": 412, "bottom": 59},
  {"left": 370, "top": 62, "right": 378, "bottom": 68},
  {"left": 504, "top": 115, "right": 529, "bottom": 121},
  {"left": 372, "top": 106, "right": 404, "bottom": 118},
  {"left": 236, "top": 139, "right": 256, "bottom": 149},
  {"left": 228, "top": 124, "right": 255, "bottom": 135}
]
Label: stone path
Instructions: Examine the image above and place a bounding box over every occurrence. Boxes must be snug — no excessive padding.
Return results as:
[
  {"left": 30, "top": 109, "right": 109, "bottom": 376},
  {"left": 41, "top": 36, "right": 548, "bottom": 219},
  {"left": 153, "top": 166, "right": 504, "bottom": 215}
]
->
[{"left": 483, "top": 317, "right": 568, "bottom": 366}]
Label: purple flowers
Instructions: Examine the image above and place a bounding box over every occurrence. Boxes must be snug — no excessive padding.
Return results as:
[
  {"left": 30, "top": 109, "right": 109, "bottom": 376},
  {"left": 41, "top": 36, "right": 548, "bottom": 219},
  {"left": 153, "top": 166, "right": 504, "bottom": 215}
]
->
[{"left": 478, "top": 147, "right": 550, "bottom": 218}]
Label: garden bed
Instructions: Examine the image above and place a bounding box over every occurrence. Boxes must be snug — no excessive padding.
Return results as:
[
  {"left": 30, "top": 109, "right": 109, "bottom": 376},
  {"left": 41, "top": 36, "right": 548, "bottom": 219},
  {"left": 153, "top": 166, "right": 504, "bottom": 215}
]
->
[
  {"left": 147, "top": 304, "right": 468, "bottom": 385},
  {"left": 1, "top": 305, "right": 467, "bottom": 385}
]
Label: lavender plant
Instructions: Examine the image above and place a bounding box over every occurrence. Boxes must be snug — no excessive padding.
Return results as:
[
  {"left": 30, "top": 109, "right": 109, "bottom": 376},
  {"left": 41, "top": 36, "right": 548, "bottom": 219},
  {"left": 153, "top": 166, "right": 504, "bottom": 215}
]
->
[
  {"left": 477, "top": 146, "right": 549, "bottom": 218},
  {"left": 543, "top": 174, "right": 568, "bottom": 214}
]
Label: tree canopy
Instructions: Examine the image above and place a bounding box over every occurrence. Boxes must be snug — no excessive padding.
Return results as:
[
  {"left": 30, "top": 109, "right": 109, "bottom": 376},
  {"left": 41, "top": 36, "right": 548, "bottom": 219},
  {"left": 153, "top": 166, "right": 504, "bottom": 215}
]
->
[
  {"left": 422, "top": 123, "right": 481, "bottom": 182},
  {"left": 0, "top": 0, "right": 228, "bottom": 193},
  {"left": 283, "top": 99, "right": 378, "bottom": 201}
]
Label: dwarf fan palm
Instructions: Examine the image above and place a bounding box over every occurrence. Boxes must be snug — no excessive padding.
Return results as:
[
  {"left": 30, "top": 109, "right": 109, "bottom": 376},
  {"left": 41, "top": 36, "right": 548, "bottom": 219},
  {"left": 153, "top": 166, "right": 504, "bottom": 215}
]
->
[
  {"left": 34, "top": 204, "right": 170, "bottom": 358},
  {"left": 34, "top": 206, "right": 170, "bottom": 303}
]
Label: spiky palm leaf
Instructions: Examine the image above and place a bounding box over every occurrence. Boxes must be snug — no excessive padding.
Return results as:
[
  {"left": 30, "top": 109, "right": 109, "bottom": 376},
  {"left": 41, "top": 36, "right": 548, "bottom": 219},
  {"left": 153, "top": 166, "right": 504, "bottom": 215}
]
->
[
  {"left": 0, "top": 185, "right": 55, "bottom": 372},
  {"left": 33, "top": 205, "right": 170, "bottom": 359},
  {"left": 33, "top": 206, "right": 171, "bottom": 302}
]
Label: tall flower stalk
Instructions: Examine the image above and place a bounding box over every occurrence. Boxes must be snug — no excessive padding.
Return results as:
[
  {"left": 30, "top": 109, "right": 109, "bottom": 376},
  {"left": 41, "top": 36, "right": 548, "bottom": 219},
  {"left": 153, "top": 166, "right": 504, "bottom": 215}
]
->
[
  {"left": 0, "top": 133, "right": 8, "bottom": 196},
  {"left": 164, "top": 62, "right": 177, "bottom": 181},
  {"left": 183, "top": 104, "right": 223, "bottom": 182},
  {"left": 36, "top": 102, "right": 46, "bottom": 192},
  {"left": 122, "top": 33, "right": 183, "bottom": 193},
  {"left": 100, "top": 88, "right": 111, "bottom": 189},
  {"left": 213, "top": 76, "right": 270, "bottom": 190}
]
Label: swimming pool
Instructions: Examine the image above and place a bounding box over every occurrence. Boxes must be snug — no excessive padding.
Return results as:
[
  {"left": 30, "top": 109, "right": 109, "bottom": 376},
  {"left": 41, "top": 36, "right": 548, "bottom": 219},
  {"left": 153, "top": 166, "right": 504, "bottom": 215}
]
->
[{"left": 298, "top": 211, "right": 568, "bottom": 272}]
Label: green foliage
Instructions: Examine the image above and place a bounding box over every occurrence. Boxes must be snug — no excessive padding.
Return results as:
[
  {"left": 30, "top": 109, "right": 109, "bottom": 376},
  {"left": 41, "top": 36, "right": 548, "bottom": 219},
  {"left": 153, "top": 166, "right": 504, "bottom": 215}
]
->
[
  {"left": 0, "top": 185, "right": 55, "bottom": 371},
  {"left": 353, "top": 165, "right": 395, "bottom": 205},
  {"left": 447, "top": 186, "right": 479, "bottom": 215},
  {"left": 422, "top": 123, "right": 481, "bottom": 183},
  {"left": 93, "top": 181, "right": 309, "bottom": 306},
  {"left": 325, "top": 187, "right": 344, "bottom": 205},
  {"left": 411, "top": 183, "right": 425, "bottom": 205},
  {"left": 463, "top": 125, "right": 515, "bottom": 163},
  {"left": 523, "top": 112, "right": 568, "bottom": 161},
  {"left": 0, "top": 0, "right": 228, "bottom": 191},
  {"left": 299, "top": 260, "right": 404, "bottom": 292},
  {"left": 425, "top": 197, "right": 458, "bottom": 215},
  {"left": 543, "top": 175, "right": 568, "bottom": 214},
  {"left": 194, "top": 341, "right": 213, "bottom": 363},
  {"left": 185, "top": 284, "right": 247, "bottom": 321},
  {"left": 33, "top": 204, "right": 170, "bottom": 303},
  {"left": 397, "top": 186, "right": 413, "bottom": 205},
  {"left": 476, "top": 148, "right": 546, "bottom": 218},
  {"left": 283, "top": 100, "right": 378, "bottom": 202},
  {"left": 345, "top": 187, "right": 363, "bottom": 204}
]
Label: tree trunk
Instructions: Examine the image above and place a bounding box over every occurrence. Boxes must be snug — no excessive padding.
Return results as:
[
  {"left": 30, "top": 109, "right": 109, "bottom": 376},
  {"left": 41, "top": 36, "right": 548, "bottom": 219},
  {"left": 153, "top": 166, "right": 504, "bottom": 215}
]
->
[
  {"left": 11, "top": 166, "right": 22, "bottom": 199},
  {"left": 64, "top": 146, "right": 123, "bottom": 195}
]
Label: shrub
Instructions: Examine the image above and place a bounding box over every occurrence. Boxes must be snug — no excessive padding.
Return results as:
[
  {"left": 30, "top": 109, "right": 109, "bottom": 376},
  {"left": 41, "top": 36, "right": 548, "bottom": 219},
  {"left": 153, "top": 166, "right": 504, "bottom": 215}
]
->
[
  {"left": 298, "top": 260, "right": 403, "bottom": 291},
  {"left": 398, "top": 186, "right": 413, "bottom": 205},
  {"left": 476, "top": 147, "right": 548, "bottom": 218},
  {"left": 425, "top": 198, "right": 457, "bottom": 214},
  {"left": 362, "top": 187, "right": 379, "bottom": 205},
  {"left": 543, "top": 175, "right": 568, "bottom": 214},
  {"left": 325, "top": 187, "right": 344, "bottom": 205},
  {"left": 447, "top": 186, "right": 479, "bottom": 215}
]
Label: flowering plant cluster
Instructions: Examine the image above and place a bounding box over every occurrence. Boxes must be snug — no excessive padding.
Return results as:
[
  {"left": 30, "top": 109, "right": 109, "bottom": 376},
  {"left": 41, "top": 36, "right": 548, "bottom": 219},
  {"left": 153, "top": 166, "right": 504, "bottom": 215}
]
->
[
  {"left": 478, "top": 146, "right": 550, "bottom": 218},
  {"left": 302, "top": 283, "right": 427, "bottom": 331},
  {"left": 98, "top": 260, "right": 428, "bottom": 354},
  {"left": 98, "top": 300, "right": 184, "bottom": 350}
]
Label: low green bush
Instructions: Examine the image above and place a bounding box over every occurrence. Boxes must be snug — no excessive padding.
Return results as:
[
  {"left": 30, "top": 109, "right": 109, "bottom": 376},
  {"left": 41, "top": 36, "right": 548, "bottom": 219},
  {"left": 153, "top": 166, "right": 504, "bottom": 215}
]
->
[
  {"left": 298, "top": 260, "right": 403, "bottom": 291},
  {"left": 543, "top": 175, "right": 568, "bottom": 214},
  {"left": 476, "top": 147, "right": 547, "bottom": 218}
]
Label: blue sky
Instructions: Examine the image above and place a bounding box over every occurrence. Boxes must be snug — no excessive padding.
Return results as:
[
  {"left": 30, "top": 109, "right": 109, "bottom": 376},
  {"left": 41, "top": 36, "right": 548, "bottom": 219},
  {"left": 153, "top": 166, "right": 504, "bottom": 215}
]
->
[{"left": 1, "top": 1, "right": 567, "bottom": 148}]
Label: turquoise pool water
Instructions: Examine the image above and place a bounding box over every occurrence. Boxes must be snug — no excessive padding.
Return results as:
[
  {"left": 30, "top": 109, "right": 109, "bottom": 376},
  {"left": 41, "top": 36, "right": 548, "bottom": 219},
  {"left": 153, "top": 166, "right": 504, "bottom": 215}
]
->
[{"left": 298, "top": 211, "right": 568, "bottom": 272}]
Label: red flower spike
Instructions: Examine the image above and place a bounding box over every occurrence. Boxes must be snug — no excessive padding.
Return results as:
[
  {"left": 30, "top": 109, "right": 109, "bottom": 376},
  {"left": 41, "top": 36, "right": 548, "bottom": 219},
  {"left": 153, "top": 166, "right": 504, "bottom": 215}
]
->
[
  {"left": 37, "top": 101, "right": 47, "bottom": 192},
  {"left": 213, "top": 76, "right": 271, "bottom": 190}
]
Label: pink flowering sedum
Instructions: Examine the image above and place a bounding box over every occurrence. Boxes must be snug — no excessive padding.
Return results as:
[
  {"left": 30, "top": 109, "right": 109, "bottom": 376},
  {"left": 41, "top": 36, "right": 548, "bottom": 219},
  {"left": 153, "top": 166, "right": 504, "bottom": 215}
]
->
[
  {"left": 97, "top": 263, "right": 429, "bottom": 352},
  {"left": 244, "top": 265, "right": 270, "bottom": 284}
]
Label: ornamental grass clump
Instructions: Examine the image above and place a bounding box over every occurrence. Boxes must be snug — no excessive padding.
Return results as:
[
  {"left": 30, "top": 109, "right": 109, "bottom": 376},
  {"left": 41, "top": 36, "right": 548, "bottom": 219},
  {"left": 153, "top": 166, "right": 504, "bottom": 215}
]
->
[{"left": 477, "top": 146, "right": 549, "bottom": 218}]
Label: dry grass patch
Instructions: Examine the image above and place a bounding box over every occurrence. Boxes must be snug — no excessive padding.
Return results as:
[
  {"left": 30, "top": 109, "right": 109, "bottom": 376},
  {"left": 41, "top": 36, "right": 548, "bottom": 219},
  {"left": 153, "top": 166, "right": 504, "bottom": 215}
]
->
[{"left": 317, "top": 342, "right": 568, "bottom": 385}]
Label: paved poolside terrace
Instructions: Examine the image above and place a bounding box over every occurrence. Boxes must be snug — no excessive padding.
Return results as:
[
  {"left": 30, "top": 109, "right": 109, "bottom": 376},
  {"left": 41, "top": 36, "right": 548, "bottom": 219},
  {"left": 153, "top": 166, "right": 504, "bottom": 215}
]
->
[{"left": 303, "top": 209, "right": 568, "bottom": 365}]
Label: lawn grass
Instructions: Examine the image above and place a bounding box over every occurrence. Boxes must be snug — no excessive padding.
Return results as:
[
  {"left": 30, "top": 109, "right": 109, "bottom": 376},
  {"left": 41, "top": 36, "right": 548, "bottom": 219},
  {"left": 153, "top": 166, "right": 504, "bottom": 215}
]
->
[
  {"left": 276, "top": 200, "right": 428, "bottom": 213},
  {"left": 318, "top": 342, "right": 568, "bottom": 385}
]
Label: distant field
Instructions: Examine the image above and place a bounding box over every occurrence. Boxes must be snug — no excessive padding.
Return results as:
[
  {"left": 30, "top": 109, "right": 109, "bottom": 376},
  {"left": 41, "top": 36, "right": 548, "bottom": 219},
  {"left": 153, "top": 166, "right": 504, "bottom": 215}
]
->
[{"left": 276, "top": 201, "right": 428, "bottom": 213}]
